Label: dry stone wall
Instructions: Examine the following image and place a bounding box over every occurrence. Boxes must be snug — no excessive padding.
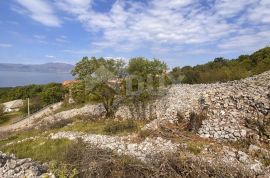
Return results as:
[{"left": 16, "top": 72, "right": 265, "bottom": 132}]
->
[
  {"left": 199, "top": 72, "right": 270, "bottom": 141},
  {"left": 50, "top": 131, "right": 179, "bottom": 162},
  {"left": 0, "top": 152, "right": 54, "bottom": 178},
  {"left": 119, "top": 71, "right": 270, "bottom": 141}
]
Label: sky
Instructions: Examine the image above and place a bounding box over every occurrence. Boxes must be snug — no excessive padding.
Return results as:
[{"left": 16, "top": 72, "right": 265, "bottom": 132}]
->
[{"left": 0, "top": 0, "right": 270, "bottom": 68}]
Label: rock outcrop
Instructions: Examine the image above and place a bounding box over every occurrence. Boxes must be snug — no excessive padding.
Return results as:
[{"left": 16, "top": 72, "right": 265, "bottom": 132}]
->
[
  {"left": 50, "top": 131, "right": 178, "bottom": 162},
  {"left": 134, "top": 71, "right": 270, "bottom": 141},
  {"left": 0, "top": 152, "right": 54, "bottom": 178},
  {"left": 37, "top": 104, "right": 106, "bottom": 126}
]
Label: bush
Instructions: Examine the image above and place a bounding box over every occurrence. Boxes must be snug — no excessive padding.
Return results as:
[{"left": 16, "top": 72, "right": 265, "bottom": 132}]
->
[
  {"left": 187, "top": 111, "right": 206, "bottom": 132},
  {"left": 21, "top": 97, "right": 43, "bottom": 115}
]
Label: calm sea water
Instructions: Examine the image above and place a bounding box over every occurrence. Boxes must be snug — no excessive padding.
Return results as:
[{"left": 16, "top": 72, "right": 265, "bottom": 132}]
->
[{"left": 0, "top": 71, "right": 74, "bottom": 87}]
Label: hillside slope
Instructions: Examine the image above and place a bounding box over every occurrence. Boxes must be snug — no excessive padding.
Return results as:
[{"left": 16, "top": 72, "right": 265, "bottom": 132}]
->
[
  {"left": 170, "top": 47, "right": 270, "bottom": 84},
  {"left": 142, "top": 70, "right": 270, "bottom": 142}
]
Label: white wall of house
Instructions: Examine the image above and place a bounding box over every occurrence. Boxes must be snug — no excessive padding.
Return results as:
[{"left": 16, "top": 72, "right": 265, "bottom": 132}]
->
[{"left": 2, "top": 99, "right": 24, "bottom": 113}]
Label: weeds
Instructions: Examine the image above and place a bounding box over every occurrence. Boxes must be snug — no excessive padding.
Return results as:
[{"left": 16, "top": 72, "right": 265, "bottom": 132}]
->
[
  {"left": 104, "top": 120, "right": 138, "bottom": 134},
  {"left": 57, "top": 139, "right": 255, "bottom": 178},
  {"left": 187, "top": 111, "right": 206, "bottom": 133},
  {"left": 1, "top": 138, "right": 73, "bottom": 162},
  {"left": 61, "top": 119, "right": 145, "bottom": 136}
]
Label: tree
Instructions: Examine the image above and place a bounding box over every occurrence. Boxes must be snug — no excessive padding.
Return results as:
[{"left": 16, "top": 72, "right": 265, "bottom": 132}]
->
[
  {"left": 85, "top": 65, "right": 123, "bottom": 118},
  {"left": 41, "top": 83, "right": 64, "bottom": 105},
  {"left": 70, "top": 82, "right": 87, "bottom": 104},
  {"left": 125, "top": 58, "right": 168, "bottom": 119},
  {"left": 127, "top": 57, "right": 168, "bottom": 92},
  {"left": 21, "top": 97, "right": 42, "bottom": 115},
  {"left": 72, "top": 57, "right": 126, "bottom": 117},
  {"left": 127, "top": 57, "right": 167, "bottom": 78},
  {"left": 72, "top": 57, "right": 125, "bottom": 80},
  {"left": 169, "top": 47, "right": 270, "bottom": 84}
]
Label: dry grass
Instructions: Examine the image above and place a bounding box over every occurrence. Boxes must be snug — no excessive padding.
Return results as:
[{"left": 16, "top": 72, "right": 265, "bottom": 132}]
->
[
  {"left": 60, "top": 119, "right": 146, "bottom": 136},
  {"left": 55, "top": 139, "right": 256, "bottom": 178}
]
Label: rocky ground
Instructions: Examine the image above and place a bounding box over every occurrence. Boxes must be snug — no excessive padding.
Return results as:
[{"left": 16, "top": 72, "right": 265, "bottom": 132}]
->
[
  {"left": 0, "top": 71, "right": 269, "bottom": 177},
  {"left": 3, "top": 71, "right": 269, "bottom": 143},
  {"left": 142, "top": 70, "right": 270, "bottom": 142},
  {"left": 50, "top": 131, "right": 178, "bottom": 162},
  {"left": 49, "top": 131, "right": 270, "bottom": 175},
  {"left": 0, "top": 152, "right": 54, "bottom": 178}
]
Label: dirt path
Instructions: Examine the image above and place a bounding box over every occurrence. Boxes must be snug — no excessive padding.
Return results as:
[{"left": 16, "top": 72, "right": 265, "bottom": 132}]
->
[{"left": 0, "top": 102, "right": 62, "bottom": 132}]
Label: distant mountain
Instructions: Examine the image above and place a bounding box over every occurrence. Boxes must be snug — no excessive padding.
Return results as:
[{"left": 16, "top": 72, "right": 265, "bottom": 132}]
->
[{"left": 0, "top": 63, "right": 74, "bottom": 73}]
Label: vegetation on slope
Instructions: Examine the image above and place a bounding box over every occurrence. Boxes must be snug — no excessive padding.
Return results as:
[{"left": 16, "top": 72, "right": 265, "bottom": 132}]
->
[
  {"left": 57, "top": 118, "right": 146, "bottom": 136},
  {"left": 0, "top": 83, "right": 65, "bottom": 104},
  {"left": 0, "top": 111, "right": 23, "bottom": 126},
  {"left": 0, "top": 119, "right": 258, "bottom": 178},
  {"left": 170, "top": 47, "right": 270, "bottom": 84}
]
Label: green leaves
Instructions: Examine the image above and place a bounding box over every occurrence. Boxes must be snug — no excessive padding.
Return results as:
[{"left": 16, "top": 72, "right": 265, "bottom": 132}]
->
[
  {"left": 127, "top": 57, "right": 167, "bottom": 77},
  {"left": 72, "top": 57, "right": 125, "bottom": 80},
  {"left": 170, "top": 47, "right": 270, "bottom": 84}
]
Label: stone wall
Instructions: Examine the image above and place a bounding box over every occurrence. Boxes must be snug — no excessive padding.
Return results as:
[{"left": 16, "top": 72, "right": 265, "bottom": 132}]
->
[
  {"left": 50, "top": 131, "right": 178, "bottom": 162},
  {"left": 0, "top": 152, "right": 53, "bottom": 178},
  {"left": 122, "top": 71, "right": 270, "bottom": 141}
]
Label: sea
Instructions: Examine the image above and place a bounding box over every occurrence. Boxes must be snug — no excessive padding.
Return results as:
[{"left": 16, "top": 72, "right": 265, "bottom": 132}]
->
[{"left": 0, "top": 71, "right": 74, "bottom": 87}]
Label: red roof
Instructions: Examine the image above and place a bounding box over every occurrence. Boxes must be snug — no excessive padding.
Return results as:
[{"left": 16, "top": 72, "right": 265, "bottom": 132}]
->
[{"left": 62, "top": 80, "right": 80, "bottom": 87}]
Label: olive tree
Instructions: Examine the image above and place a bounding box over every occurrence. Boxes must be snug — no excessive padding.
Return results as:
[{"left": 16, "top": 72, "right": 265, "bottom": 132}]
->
[{"left": 73, "top": 57, "right": 125, "bottom": 118}]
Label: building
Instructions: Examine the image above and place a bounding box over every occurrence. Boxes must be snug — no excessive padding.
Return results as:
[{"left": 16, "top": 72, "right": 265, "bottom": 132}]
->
[
  {"left": 2, "top": 99, "right": 24, "bottom": 113},
  {"left": 62, "top": 80, "right": 80, "bottom": 87}
]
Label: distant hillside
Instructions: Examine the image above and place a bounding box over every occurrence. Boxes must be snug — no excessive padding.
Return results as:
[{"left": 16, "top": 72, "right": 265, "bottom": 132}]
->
[
  {"left": 170, "top": 47, "right": 270, "bottom": 84},
  {"left": 0, "top": 63, "right": 74, "bottom": 73}
]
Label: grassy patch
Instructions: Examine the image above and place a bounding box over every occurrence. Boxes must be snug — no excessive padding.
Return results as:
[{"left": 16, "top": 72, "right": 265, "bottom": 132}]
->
[
  {"left": 61, "top": 119, "right": 146, "bottom": 136},
  {"left": 0, "top": 111, "right": 23, "bottom": 126},
  {"left": 1, "top": 138, "right": 73, "bottom": 162},
  {"left": 186, "top": 142, "right": 203, "bottom": 155},
  {"left": 0, "top": 129, "right": 43, "bottom": 147}
]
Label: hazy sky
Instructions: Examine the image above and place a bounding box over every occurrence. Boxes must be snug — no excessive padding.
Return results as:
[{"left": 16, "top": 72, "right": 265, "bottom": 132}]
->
[{"left": 0, "top": 0, "right": 270, "bottom": 68}]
